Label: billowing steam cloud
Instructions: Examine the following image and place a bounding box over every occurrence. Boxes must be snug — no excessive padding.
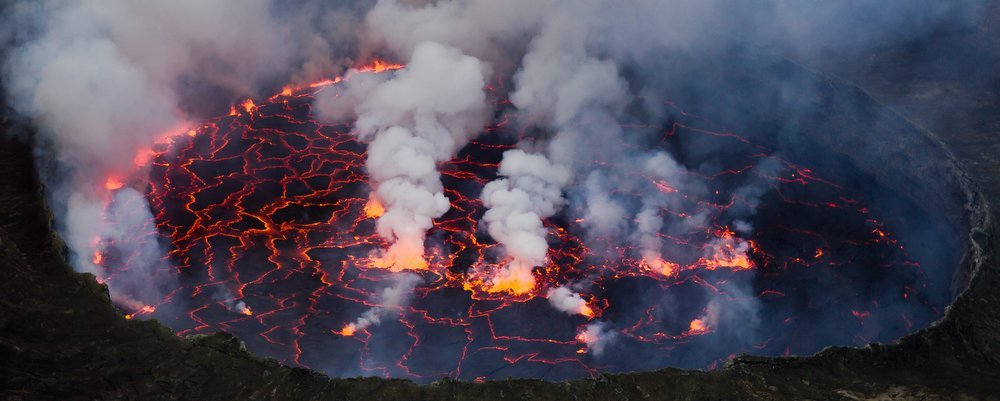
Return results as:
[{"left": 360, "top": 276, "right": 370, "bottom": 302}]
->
[
  {"left": 370, "top": 0, "right": 636, "bottom": 296},
  {"left": 480, "top": 150, "right": 570, "bottom": 293},
  {"left": 1, "top": 0, "right": 310, "bottom": 309},
  {"left": 577, "top": 321, "right": 616, "bottom": 357},
  {"left": 97, "top": 188, "right": 173, "bottom": 308},
  {"left": 547, "top": 285, "right": 593, "bottom": 317},
  {"left": 633, "top": 152, "right": 700, "bottom": 275},
  {"left": 493, "top": 2, "right": 631, "bottom": 288},
  {"left": 315, "top": 41, "right": 489, "bottom": 270}
]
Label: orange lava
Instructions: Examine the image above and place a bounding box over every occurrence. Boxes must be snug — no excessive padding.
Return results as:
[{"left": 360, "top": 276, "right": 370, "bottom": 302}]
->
[
  {"left": 363, "top": 196, "right": 385, "bottom": 219},
  {"left": 104, "top": 176, "right": 125, "bottom": 191},
  {"left": 241, "top": 99, "right": 256, "bottom": 114},
  {"left": 487, "top": 278, "right": 535, "bottom": 295},
  {"left": 370, "top": 244, "right": 429, "bottom": 272},
  {"left": 654, "top": 180, "right": 679, "bottom": 193},
  {"left": 702, "top": 253, "right": 752, "bottom": 270},
  {"left": 643, "top": 257, "right": 680, "bottom": 277},
  {"left": 486, "top": 264, "right": 536, "bottom": 295},
  {"left": 701, "top": 228, "right": 755, "bottom": 270},
  {"left": 359, "top": 59, "right": 405, "bottom": 73},
  {"left": 338, "top": 325, "right": 357, "bottom": 337},
  {"left": 687, "top": 318, "right": 709, "bottom": 335},
  {"left": 125, "top": 305, "right": 156, "bottom": 320},
  {"left": 230, "top": 98, "right": 257, "bottom": 116}
]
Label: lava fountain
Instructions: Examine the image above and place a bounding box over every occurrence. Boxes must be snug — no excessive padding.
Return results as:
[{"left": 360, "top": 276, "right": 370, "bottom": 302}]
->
[{"left": 92, "top": 64, "right": 961, "bottom": 383}]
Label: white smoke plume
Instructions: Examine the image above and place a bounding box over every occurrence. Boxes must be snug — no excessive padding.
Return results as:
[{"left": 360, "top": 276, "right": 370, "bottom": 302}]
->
[
  {"left": 1, "top": 0, "right": 315, "bottom": 312},
  {"left": 314, "top": 41, "right": 489, "bottom": 271},
  {"left": 580, "top": 171, "right": 627, "bottom": 238},
  {"left": 632, "top": 152, "right": 700, "bottom": 275},
  {"left": 469, "top": 0, "right": 632, "bottom": 293},
  {"left": 577, "top": 321, "right": 617, "bottom": 357},
  {"left": 480, "top": 149, "right": 570, "bottom": 293},
  {"left": 98, "top": 187, "right": 174, "bottom": 308},
  {"left": 360, "top": 1, "right": 633, "bottom": 261},
  {"left": 728, "top": 158, "right": 782, "bottom": 235},
  {"left": 546, "top": 285, "right": 593, "bottom": 317},
  {"left": 362, "top": 0, "right": 550, "bottom": 65},
  {"left": 343, "top": 272, "right": 422, "bottom": 335}
]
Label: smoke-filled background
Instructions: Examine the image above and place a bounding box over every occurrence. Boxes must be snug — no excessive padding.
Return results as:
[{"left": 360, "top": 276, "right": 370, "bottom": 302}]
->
[{"left": 0, "top": 0, "right": 990, "bottom": 381}]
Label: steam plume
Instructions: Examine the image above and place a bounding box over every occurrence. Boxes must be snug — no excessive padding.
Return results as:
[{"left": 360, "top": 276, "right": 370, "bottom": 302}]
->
[
  {"left": 547, "top": 285, "right": 593, "bottom": 317},
  {"left": 577, "top": 321, "right": 616, "bottom": 357},
  {"left": 315, "top": 41, "right": 489, "bottom": 270},
  {"left": 1, "top": 0, "right": 305, "bottom": 310},
  {"left": 342, "top": 272, "right": 422, "bottom": 335},
  {"left": 480, "top": 150, "right": 570, "bottom": 293}
]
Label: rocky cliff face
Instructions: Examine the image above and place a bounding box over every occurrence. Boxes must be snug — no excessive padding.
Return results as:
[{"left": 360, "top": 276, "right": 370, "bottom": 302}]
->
[{"left": 4, "top": 9, "right": 1000, "bottom": 401}]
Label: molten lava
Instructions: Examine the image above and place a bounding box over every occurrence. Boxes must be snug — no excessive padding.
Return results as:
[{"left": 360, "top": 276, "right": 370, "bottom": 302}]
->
[
  {"left": 369, "top": 244, "right": 430, "bottom": 271},
  {"left": 363, "top": 196, "right": 385, "bottom": 219},
  {"left": 93, "top": 66, "right": 941, "bottom": 382},
  {"left": 104, "top": 176, "right": 125, "bottom": 191},
  {"left": 687, "top": 317, "right": 710, "bottom": 335},
  {"left": 362, "top": 59, "right": 406, "bottom": 73},
  {"left": 338, "top": 325, "right": 357, "bottom": 337},
  {"left": 642, "top": 255, "right": 680, "bottom": 277},
  {"left": 486, "top": 262, "right": 537, "bottom": 295}
]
